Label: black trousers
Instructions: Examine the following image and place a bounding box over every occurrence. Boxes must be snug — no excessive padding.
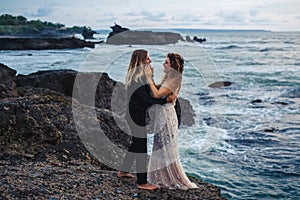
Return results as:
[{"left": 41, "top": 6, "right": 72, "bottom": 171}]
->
[{"left": 120, "top": 110, "right": 148, "bottom": 184}]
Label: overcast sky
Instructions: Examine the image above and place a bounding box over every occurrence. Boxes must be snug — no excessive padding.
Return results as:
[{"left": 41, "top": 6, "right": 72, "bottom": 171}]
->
[{"left": 1, "top": 0, "right": 300, "bottom": 31}]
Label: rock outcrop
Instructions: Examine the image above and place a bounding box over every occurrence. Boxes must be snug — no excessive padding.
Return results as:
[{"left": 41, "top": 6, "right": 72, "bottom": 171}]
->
[
  {"left": 0, "top": 63, "right": 18, "bottom": 98},
  {"left": 0, "top": 37, "right": 96, "bottom": 50},
  {"left": 106, "top": 23, "right": 184, "bottom": 45},
  {"left": 208, "top": 81, "right": 232, "bottom": 88},
  {"left": 0, "top": 63, "right": 226, "bottom": 199},
  {"left": 15, "top": 69, "right": 195, "bottom": 126},
  {"left": 107, "top": 23, "right": 129, "bottom": 39}
]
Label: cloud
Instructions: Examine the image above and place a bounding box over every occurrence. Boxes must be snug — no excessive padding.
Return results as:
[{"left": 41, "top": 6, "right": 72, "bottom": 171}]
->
[
  {"left": 141, "top": 11, "right": 166, "bottom": 21},
  {"left": 2, "top": 0, "right": 297, "bottom": 31},
  {"left": 123, "top": 11, "right": 166, "bottom": 22},
  {"left": 249, "top": 9, "right": 258, "bottom": 17},
  {"left": 216, "top": 11, "right": 246, "bottom": 24},
  {"left": 171, "top": 14, "right": 204, "bottom": 23},
  {"left": 249, "top": 17, "right": 273, "bottom": 25},
  {"left": 30, "top": 6, "right": 54, "bottom": 17}
]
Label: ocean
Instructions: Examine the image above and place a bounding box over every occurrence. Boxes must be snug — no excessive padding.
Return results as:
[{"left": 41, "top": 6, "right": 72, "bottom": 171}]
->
[{"left": 1, "top": 30, "right": 299, "bottom": 199}]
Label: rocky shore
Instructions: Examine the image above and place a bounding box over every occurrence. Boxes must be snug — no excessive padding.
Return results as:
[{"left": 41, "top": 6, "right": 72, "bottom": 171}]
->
[
  {"left": 0, "top": 37, "right": 100, "bottom": 50},
  {"left": 0, "top": 63, "right": 226, "bottom": 199}
]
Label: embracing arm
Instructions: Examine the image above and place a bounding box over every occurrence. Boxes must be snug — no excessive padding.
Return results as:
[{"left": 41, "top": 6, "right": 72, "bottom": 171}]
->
[
  {"left": 144, "top": 65, "right": 171, "bottom": 98},
  {"left": 148, "top": 81, "right": 171, "bottom": 98},
  {"left": 135, "top": 84, "right": 167, "bottom": 107}
]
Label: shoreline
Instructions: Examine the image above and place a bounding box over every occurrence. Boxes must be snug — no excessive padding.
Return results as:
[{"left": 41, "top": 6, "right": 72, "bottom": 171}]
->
[{"left": 0, "top": 37, "right": 102, "bottom": 50}]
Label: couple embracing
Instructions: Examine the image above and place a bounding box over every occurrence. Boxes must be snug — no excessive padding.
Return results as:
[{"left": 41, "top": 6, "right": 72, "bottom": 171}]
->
[{"left": 117, "top": 49, "right": 198, "bottom": 190}]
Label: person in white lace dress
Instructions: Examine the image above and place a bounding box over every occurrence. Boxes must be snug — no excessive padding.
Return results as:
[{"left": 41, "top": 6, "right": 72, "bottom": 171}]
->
[{"left": 144, "top": 53, "right": 198, "bottom": 190}]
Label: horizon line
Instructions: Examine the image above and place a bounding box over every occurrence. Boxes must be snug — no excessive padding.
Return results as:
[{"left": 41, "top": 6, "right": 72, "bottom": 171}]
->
[{"left": 95, "top": 28, "right": 298, "bottom": 32}]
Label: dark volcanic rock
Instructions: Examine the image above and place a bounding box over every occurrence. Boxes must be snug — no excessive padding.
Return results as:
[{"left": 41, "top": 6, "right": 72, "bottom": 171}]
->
[
  {"left": 16, "top": 70, "right": 195, "bottom": 126},
  {"left": 0, "top": 88, "right": 67, "bottom": 154},
  {"left": 82, "top": 27, "right": 97, "bottom": 39},
  {"left": 208, "top": 81, "right": 232, "bottom": 88},
  {"left": 0, "top": 64, "right": 226, "bottom": 199},
  {"left": 0, "top": 37, "right": 95, "bottom": 50},
  {"left": 107, "top": 23, "right": 129, "bottom": 39},
  {"left": 16, "top": 70, "right": 78, "bottom": 97},
  {"left": 106, "top": 30, "right": 184, "bottom": 45},
  {"left": 16, "top": 70, "right": 125, "bottom": 112},
  {"left": 0, "top": 86, "right": 131, "bottom": 165},
  {"left": 106, "top": 23, "right": 184, "bottom": 45},
  {"left": 177, "top": 97, "right": 196, "bottom": 126},
  {"left": 193, "top": 36, "right": 207, "bottom": 43},
  {"left": 0, "top": 63, "right": 18, "bottom": 98}
]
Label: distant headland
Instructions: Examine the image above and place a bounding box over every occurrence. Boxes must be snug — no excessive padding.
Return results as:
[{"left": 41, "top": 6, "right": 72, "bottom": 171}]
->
[
  {"left": 0, "top": 14, "right": 96, "bottom": 39},
  {"left": 0, "top": 14, "right": 101, "bottom": 50}
]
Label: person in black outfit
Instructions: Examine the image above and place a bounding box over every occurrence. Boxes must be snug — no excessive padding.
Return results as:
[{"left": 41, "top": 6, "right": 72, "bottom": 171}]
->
[{"left": 117, "top": 49, "right": 174, "bottom": 190}]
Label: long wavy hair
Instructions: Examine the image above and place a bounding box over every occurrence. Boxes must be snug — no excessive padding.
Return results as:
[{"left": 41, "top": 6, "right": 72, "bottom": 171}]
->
[
  {"left": 125, "top": 49, "right": 148, "bottom": 88},
  {"left": 160, "top": 53, "right": 184, "bottom": 95}
]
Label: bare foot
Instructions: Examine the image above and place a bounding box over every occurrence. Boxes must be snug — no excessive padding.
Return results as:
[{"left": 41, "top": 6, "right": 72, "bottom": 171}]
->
[
  {"left": 137, "top": 183, "right": 158, "bottom": 190},
  {"left": 117, "top": 171, "right": 135, "bottom": 178}
]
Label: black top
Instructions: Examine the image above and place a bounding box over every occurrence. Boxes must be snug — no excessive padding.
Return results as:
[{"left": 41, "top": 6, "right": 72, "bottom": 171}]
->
[
  {"left": 126, "top": 77, "right": 181, "bottom": 127},
  {"left": 127, "top": 77, "right": 167, "bottom": 113}
]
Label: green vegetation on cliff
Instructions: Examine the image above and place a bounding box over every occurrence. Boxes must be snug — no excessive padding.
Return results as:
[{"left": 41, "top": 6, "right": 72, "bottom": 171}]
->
[{"left": 0, "top": 14, "right": 94, "bottom": 38}]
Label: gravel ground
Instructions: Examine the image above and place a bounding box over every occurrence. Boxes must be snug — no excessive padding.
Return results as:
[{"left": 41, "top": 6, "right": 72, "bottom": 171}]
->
[{"left": 0, "top": 157, "right": 226, "bottom": 200}]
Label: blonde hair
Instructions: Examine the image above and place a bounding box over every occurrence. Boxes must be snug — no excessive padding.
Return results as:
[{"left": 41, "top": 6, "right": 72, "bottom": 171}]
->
[{"left": 125, "top": 49, "right": 148, "bottom": 88}]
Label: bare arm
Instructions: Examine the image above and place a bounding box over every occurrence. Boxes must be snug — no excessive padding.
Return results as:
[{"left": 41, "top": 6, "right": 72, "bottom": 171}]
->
[{"left": 144, "top": 65, "right": 171, "bottom": 98}]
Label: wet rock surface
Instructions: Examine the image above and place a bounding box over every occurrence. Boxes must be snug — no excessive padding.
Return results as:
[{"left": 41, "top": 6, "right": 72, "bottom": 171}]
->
[{"left": 0, "top": 37, "right": 96, "bottom": 50}]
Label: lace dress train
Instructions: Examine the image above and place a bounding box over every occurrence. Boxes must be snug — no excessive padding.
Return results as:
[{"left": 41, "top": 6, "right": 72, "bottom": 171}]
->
[{"left": 147, "top": 103, "right": 198, "bottom": 190}]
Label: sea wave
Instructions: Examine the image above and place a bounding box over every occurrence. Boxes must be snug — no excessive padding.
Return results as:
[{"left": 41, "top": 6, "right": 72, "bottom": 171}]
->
[{"left": 215, "top": 45, "right": 241, "bottom": 50}]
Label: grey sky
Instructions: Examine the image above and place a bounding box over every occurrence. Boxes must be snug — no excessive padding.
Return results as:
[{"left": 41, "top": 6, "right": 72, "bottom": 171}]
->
[{"left": 1, "top": 0, "right": 299, "bottom": 31}]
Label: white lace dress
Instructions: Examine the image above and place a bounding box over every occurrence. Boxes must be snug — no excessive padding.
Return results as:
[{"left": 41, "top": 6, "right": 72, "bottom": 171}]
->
[{"left": 147, "top": 100, "right": 198, "bottom": 190}]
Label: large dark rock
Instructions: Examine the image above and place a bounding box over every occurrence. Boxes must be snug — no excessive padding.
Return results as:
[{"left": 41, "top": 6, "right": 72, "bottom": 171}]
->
[
  {"left": 0, "top": 88, "right": 67, "bottom": 154},
  {"left": 107, "top": 23, "right": 129, "bottom": 39},
  {"left": 0, "top": 86, "right": 131, "bottom": 163},
  {"left": 16, "top": 70, "right": 195, "bottom": 126},
  {"left": 177, "top": 97, "right": 196, "bottom": 126},
  {"left": 106, "top": 23, "right": 184, "bottom": 45},
  {"left": 15, "top": 70, "right": 124, "bottom": 112},
  {"left": 0, "top": 37, "right": 95, "bottom": 50},
  {"left": 2, "top": 64, "right": 196, "bottom": 155},
  {"left": 106, "top": 30, "right": 184, "bottom": 45},
  {"left": 0, "top": 63, "right": 17, "bottom": 98},
  {"left": 208, "top": 81, "right": 232, "bottom": 88},
  {"left": 82, "top": 26, "right": 97, "bottom": 39},
  {"left": 16, "top": 70, "right": 78, "bottom": 97}
]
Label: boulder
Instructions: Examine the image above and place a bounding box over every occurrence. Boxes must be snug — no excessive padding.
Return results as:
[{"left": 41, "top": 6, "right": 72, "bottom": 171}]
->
[
  {"left": 0, "top": 63, "right": 18, "bottom": 98},
  {"left": 208, "top": 81, "right": 232, "bottom": 88},
  {"left": 16, "top": 70, "right": 195, "bottom": 126},
  {"left": 193, "top": 36, "right": 206, "bottom": 43},
  {"left": 0, "top": 86, "right": 131, "bottom": 163},
  {"left": 15, "top": 70, "right": 124, "bottom": 111},
  {"left": 106, "top": 23, "right": 184, "bottom": 45},
  {"left": 82, "top": 26, "right": 97, "bottom": 39},
  {"left": 107, "top": 23, "right": 129, "bottom": 39}
]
